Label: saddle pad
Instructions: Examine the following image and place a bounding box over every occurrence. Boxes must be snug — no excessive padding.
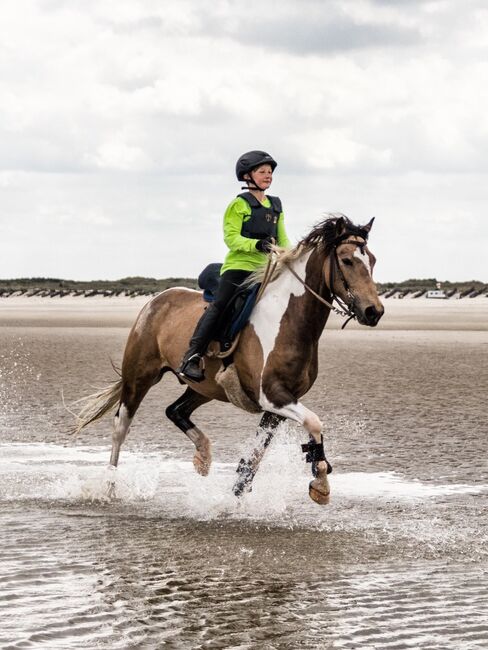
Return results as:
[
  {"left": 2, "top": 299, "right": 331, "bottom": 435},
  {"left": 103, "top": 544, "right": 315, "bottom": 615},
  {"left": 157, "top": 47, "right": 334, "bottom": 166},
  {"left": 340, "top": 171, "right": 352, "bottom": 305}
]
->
[{"left": 228, "top": 283, "right": 260, "bottom": 339}]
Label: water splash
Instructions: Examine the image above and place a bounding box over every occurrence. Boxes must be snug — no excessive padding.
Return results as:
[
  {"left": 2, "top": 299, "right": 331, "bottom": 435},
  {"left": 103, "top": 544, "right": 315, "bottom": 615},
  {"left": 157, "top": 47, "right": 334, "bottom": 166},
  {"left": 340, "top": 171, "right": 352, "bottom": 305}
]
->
[{"left": 1, "top": 441, "right": 486, "bottom": 520}]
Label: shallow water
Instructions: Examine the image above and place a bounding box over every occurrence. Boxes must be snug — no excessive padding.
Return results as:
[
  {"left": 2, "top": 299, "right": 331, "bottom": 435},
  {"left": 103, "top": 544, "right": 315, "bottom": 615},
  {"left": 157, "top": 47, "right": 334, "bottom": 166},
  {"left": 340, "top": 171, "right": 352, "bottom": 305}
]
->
[{"left": 1, "top": 314, "right": 488, "bottom": 649}]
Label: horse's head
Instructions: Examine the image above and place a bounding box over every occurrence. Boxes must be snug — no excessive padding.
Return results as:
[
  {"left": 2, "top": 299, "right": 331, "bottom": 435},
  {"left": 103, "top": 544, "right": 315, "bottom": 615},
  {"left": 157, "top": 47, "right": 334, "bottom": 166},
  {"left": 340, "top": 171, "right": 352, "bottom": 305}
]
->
[
  {"left": 327, "top": 216, "right": 384, "bottom": 326},
  {"left": 299, "top": 214, "right": 384, "bottom": 327}
]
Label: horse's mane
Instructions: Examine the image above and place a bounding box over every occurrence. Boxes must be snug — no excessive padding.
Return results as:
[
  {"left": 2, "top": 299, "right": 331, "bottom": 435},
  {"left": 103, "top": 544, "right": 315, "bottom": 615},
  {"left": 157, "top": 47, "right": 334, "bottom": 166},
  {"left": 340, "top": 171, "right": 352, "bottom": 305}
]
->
[
  {"left": 248, "top": 213, "right": 365, "bottom": 286},
  {"left": 299, "top": 213, "right": 367, "bottom": 255}
]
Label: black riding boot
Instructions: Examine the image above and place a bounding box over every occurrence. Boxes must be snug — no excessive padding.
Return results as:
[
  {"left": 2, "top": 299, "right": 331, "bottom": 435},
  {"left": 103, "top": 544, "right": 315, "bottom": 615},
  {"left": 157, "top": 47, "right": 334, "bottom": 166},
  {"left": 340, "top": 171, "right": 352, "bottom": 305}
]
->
[{"left": 176, "top": 304, "right": 221, "bottom": 382}]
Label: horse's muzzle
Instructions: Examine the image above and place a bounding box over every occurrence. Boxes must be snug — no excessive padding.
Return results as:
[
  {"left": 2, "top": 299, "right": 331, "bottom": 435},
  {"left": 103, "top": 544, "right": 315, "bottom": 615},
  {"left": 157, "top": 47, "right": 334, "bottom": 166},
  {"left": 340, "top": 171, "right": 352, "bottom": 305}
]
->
[{"left": 361, "top": 304, "right": 384, "bottom": 327}]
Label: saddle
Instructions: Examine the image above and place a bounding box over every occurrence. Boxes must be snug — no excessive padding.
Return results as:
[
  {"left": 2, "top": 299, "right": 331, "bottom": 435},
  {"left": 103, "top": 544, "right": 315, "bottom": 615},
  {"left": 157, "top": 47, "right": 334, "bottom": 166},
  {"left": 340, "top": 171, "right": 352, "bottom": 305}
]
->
[{"left": 198, "top": 263, "right": 260, "bottom": 355}]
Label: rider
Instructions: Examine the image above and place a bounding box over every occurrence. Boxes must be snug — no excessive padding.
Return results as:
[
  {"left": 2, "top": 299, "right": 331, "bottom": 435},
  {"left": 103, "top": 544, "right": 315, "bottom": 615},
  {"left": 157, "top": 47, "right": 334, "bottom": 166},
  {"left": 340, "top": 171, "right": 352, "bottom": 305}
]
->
[{"left": 177, "top": 150, "right": 291, "bottom": 382}]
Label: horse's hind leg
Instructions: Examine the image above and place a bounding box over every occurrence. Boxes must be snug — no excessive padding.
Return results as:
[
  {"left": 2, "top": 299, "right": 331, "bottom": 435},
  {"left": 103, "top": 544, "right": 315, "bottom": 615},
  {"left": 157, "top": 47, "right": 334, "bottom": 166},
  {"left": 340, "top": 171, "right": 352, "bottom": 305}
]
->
[
  {"left": 165, "top": 388, "right": 212, "bottom": 476},
  {"left": 110, "top": 372, "right": 160, "bottom": 468},
  {"left": 110, "top": 401, "right": 131, "bottom": 468},
  {"left": 106, "top": 374, "right": 159, "bottom": 499},
  {"left": 233, "top": 412, "right": 286, "bottom": 497}
]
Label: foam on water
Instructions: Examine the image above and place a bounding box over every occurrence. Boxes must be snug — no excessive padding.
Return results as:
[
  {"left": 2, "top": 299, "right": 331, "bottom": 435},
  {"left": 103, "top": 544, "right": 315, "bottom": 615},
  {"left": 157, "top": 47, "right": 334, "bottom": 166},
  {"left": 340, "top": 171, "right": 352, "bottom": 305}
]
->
[{"left": 1, "top": 441, "right": 486, "bottom": 523}]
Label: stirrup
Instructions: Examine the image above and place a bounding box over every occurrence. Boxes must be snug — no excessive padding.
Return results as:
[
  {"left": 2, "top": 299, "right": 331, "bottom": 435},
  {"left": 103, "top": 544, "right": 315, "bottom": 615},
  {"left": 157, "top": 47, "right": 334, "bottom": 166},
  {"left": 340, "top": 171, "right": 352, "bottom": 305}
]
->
[{"left": 178, "top": 354, "right": 205, "bottom": 382}]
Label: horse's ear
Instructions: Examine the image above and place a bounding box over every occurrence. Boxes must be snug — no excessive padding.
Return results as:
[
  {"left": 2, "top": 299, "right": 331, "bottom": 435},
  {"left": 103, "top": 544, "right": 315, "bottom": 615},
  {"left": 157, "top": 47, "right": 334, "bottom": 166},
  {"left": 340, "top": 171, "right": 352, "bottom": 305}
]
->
[{"left": 362, "top": 217, "right": 375, "bottom": 233}]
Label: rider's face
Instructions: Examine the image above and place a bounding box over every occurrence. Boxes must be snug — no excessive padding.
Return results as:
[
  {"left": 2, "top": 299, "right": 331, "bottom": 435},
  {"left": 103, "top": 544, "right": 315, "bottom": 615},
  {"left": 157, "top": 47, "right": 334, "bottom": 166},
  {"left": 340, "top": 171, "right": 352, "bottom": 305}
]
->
[{"left": 248, "top": 164, "right": 273, "bottom": 189}]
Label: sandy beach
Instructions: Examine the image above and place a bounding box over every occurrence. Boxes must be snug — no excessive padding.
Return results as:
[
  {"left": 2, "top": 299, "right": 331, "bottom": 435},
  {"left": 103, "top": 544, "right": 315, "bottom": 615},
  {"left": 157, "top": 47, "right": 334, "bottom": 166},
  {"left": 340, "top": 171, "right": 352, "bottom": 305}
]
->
[{"left": 1, "top": 292, "right": 487, "bottom": 330}]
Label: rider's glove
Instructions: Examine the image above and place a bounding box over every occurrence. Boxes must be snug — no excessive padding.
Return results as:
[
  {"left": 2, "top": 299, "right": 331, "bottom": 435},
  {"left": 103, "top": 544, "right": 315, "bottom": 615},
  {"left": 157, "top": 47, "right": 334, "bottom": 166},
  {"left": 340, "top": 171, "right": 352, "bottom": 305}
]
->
[{"left": 255, "top": 237, "right": 274, "bottom": 253}]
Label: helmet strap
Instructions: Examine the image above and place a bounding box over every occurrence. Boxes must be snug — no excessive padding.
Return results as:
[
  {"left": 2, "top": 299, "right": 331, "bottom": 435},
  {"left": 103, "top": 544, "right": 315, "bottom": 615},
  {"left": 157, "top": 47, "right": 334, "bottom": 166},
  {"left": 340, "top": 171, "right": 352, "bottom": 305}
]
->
[
  {"left": 242, "top": 174, "right": 266, "bottom": 192},
  {"left": 241, "top": 182, "right": 265, "bottom": 191}
]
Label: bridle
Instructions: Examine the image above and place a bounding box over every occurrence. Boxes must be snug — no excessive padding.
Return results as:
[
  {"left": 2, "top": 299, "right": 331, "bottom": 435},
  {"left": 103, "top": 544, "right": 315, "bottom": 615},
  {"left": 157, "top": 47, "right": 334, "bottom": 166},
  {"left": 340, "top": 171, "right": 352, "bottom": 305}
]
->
[{"left": 284, "top": 234, "right": 370, "bottom": 330}]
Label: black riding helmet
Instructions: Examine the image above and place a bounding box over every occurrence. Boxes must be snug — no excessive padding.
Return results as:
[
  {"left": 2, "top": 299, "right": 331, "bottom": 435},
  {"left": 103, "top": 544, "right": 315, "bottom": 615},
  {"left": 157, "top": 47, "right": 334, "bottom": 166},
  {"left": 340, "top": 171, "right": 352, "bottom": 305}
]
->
[{"left": 235, "top": 150, "right": 277, "bottom": 181}]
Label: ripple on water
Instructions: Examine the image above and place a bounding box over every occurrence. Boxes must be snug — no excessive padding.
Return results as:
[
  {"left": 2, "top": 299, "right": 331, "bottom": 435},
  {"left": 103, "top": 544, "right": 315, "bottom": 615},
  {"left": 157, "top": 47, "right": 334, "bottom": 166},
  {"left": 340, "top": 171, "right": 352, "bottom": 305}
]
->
[
  {"left": 2, "top": 507, "right": 488, "bottom": 649},
  {"left": 1, "top": 440, "right": 488, "bottom": 648}
]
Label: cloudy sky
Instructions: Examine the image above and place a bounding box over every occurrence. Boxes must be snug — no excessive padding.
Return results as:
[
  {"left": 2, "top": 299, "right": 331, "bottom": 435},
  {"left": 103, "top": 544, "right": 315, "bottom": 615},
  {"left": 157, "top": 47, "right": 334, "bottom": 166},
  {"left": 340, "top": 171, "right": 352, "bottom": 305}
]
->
[{"left": 1, "top": 0, "right": 487, "bottom": 282}]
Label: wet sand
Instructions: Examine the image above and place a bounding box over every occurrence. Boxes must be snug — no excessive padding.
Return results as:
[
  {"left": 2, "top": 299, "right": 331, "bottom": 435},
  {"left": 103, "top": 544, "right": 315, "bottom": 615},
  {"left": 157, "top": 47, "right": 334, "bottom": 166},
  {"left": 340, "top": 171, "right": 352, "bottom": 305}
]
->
[{"left": 1, "top": 294, "right": 487, "bottom": 648}]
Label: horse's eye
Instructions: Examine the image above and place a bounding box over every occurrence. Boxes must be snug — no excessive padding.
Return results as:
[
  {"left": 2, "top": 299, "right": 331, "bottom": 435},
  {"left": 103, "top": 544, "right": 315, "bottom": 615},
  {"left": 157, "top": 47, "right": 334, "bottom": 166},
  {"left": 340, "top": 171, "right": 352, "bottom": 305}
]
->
[{"left": 342, "top": 258, "right": 353, "bottom": 266}]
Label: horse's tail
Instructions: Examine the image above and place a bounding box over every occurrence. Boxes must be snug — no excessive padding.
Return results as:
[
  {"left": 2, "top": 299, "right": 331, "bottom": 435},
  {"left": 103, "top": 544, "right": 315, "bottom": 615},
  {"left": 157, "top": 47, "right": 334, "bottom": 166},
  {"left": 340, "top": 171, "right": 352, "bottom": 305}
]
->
[{"left": 68, "top": 378, "right": 123, "bottom": 435}]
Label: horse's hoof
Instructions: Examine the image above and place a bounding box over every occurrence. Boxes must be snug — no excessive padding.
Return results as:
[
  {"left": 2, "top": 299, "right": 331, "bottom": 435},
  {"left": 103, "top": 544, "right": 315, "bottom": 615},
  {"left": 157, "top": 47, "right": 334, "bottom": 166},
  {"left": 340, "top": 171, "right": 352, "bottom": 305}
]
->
[
  {"left": 309, "top": 481, "right": 330, "bottom": 505},
  {"left": 193, "top": 451, "right": 210, "bottom": 476}
]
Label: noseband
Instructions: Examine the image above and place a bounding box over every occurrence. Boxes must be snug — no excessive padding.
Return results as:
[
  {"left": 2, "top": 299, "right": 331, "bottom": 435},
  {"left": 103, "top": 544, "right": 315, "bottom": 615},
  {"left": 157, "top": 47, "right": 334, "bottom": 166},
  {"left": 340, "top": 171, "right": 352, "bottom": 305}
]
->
[{"left": 284, "top": 235, "right": 369, "bottom": 329}]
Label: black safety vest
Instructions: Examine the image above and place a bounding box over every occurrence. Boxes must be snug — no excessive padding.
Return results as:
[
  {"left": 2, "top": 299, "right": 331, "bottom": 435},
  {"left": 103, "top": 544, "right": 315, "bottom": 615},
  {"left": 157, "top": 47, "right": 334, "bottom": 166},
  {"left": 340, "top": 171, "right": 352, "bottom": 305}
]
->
[{"left": 238, "top": 192, "right": 282, "bottom": 240}]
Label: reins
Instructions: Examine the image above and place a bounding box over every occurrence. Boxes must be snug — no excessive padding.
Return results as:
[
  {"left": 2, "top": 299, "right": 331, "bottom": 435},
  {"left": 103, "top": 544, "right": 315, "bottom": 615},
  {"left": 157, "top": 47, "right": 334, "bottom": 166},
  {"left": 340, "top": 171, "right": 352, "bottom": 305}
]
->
[
  {"left": 284, "top": 262, "right": 355, "bottom": 329},
  {"left": 255, "top": 254, "right": 277, "bottom": 303}
]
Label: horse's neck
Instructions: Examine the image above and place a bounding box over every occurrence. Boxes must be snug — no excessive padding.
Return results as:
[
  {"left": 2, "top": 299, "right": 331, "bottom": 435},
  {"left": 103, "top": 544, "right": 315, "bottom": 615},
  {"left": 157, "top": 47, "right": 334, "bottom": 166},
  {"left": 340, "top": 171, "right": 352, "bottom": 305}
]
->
[
  {"left": 284, "top": 248, "right": 332, "bottom": 337},
  {"left": 252, "top": 249, "right": 331, "bottom": 348}
]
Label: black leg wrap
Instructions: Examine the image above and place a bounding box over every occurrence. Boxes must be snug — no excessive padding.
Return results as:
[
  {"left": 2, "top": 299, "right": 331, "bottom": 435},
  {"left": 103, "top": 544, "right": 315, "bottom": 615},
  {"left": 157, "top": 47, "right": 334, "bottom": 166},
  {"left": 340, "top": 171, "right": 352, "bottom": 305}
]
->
[
  {"left": 233, "top": 458, "right": 255, "bottom": 497},
  {"left": 165, "top": 394, "right": 196, "bottom": 434},
  {"left": 301, "top": 435, "right": 333, "bottom": 476}
]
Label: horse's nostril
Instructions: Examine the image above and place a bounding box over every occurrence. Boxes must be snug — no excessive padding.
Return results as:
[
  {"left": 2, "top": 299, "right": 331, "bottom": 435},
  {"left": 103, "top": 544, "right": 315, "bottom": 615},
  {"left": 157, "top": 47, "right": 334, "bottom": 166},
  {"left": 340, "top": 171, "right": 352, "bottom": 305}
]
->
[{"left": 365, "top": 305, "right": 382, "bottom": 324}]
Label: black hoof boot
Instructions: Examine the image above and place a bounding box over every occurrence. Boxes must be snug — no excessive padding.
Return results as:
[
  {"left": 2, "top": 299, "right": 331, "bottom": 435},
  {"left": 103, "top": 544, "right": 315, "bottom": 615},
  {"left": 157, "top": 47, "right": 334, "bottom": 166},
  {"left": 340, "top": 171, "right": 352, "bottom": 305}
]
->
[{"left": 177, "top": 354, "right": 205, "bottom": 383}]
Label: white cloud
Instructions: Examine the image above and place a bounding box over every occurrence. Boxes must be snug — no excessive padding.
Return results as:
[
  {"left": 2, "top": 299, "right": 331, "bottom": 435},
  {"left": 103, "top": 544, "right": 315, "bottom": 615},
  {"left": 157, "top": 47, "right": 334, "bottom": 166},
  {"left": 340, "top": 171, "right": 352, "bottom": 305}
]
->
[
  {"left": 0, "top": 0, "right": 487, "bottom": 281},
  {"left": 87, "top": 134, "right": 150, "bottom": 171},
  {"left": 290, "top": 128, "right": 392, "bottom": 171}
]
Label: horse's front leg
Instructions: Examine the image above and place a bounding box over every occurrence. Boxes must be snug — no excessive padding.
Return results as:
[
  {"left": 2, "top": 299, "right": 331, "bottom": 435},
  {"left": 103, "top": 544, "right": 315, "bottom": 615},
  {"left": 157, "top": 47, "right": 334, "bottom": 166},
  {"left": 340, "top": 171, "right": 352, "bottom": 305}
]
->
[
  {"left": 260, "top": 394, "right": 332, "bottom": 505},
  {"left": 301, "top": 433, "right": 333, "bottom": 505},
  {"left": 233, "top": 411, "right": 286, "bottom": 497}
]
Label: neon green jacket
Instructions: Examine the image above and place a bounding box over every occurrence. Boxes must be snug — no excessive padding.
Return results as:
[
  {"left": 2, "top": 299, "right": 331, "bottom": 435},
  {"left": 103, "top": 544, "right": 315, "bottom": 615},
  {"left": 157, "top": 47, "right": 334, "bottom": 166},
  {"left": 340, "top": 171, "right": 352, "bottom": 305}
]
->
[{"left": 221, "top": 195, "right": 291, "bottom": 274}]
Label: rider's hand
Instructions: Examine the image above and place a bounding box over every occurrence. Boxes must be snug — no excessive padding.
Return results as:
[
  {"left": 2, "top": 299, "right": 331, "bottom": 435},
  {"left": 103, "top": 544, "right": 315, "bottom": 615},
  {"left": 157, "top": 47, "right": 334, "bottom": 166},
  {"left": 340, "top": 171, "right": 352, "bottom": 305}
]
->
[{"left": 255, "top": 237, "right": 274, "bottom": 253}]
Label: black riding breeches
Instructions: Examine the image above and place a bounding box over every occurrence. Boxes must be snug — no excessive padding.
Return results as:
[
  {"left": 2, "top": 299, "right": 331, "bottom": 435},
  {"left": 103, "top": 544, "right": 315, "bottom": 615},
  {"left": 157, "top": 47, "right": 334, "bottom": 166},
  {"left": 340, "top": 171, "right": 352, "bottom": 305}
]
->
[
  {"left": 212, "top": 270, "right": 252, "bottom": 312},
  {"left": 183, "top": 269, "right": 253, "bottom": 357}
]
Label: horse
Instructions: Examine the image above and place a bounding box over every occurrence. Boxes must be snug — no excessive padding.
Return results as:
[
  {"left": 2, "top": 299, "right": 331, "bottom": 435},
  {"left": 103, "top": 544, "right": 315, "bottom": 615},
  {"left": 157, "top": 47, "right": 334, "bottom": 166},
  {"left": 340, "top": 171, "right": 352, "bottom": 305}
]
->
[{"left": 72, "top": 215, "right": 384, "bottom": 504}]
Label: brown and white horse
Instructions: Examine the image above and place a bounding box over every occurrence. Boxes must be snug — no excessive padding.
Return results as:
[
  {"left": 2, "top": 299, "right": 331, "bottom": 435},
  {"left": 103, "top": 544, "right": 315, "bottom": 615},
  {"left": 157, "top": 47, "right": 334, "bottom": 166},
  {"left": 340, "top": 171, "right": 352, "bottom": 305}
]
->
[{"left": 73, "top": 215, "right": 384, "bottom": 504}]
